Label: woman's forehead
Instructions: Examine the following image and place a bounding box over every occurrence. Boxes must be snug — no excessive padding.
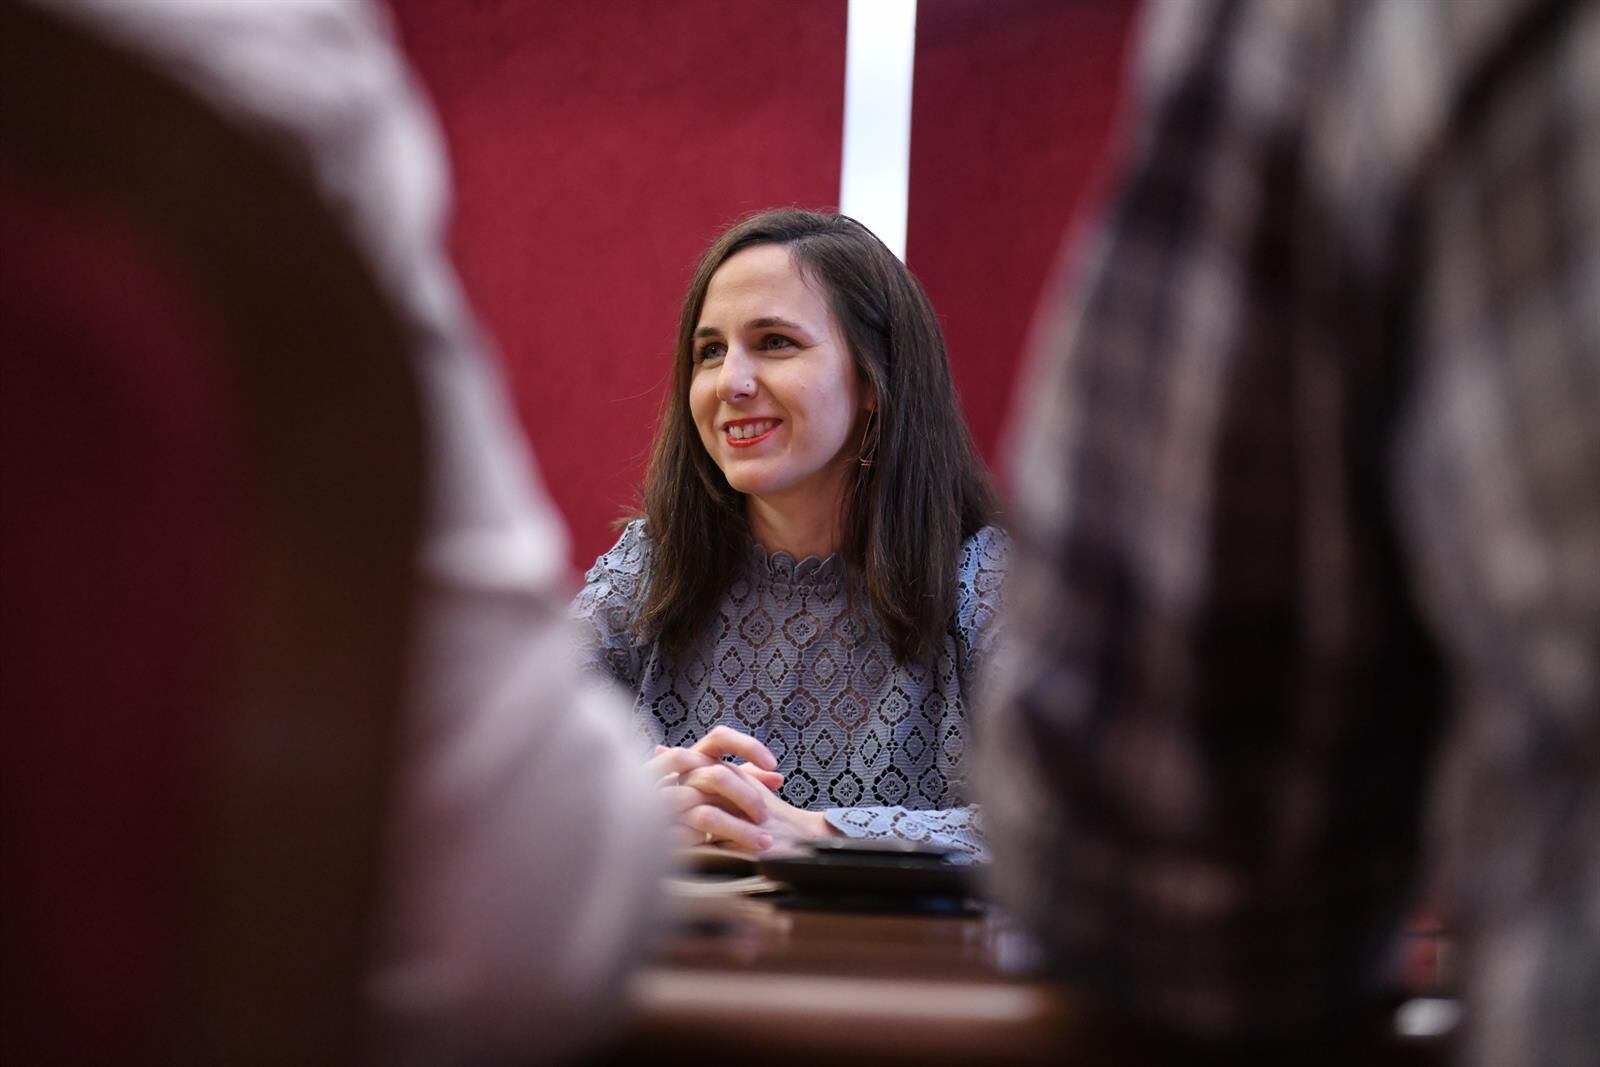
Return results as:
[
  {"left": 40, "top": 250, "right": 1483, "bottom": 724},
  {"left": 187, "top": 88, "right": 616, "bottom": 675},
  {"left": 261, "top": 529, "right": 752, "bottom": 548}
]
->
[{"left": 700, "top": 245, "right": 831, "bottom": 326}]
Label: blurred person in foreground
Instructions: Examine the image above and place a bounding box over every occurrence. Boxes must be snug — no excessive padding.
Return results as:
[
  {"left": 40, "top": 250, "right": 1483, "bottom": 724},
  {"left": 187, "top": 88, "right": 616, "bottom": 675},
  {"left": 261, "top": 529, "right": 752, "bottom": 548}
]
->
[
  {"left": 25, "top": 0, "right": 665, "bottom": 1062},
  {"left": 979, "top": 0, "right": 1597, "bottom": 1063}
]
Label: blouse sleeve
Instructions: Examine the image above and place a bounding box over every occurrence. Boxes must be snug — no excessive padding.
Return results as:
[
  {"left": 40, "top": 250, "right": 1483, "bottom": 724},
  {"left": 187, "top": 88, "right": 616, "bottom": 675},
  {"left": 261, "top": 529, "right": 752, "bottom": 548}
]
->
[
  {"left": 571, "top": 519, "right": 651, "bottom": 691},
  {"left": 823, "top": 805, "right": 988, "bottom": 862}
]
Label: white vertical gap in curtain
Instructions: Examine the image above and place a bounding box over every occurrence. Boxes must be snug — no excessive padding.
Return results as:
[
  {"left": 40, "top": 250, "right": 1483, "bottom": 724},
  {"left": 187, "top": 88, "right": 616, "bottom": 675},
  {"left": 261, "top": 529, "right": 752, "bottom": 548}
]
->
[{"left": 839, "top": 0, "right": 917, "bottom": 261}]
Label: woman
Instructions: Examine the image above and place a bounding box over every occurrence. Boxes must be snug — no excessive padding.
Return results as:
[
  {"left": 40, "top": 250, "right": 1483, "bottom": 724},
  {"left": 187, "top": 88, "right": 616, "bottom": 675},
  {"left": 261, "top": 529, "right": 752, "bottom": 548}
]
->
[{"left": 575, "top": 209, "right": 1005, "bottom": 859}]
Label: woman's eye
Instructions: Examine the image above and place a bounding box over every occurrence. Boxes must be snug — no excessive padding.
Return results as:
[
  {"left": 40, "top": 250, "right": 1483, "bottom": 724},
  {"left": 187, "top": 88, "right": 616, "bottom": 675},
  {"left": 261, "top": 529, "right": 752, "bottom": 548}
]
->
[
  {"left": 695, "top": 342, "right": 726, "bottom": 364},
  {"left": 759, "top": 334, "right": 796, "bottom": 351}
]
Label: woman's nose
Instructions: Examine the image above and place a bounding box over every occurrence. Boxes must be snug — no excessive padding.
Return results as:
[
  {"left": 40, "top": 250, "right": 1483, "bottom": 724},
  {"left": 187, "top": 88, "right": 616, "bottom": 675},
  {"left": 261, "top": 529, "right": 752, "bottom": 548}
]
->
[{"left": 716, "top": 348, "right": 757, "bottom": 402}]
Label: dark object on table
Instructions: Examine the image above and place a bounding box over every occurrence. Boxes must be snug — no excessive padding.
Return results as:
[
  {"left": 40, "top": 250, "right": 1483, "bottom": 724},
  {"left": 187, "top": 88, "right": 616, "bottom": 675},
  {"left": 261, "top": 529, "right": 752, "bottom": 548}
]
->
[{"left": 759, "top": 839, "right": 983, "bottom": 914}]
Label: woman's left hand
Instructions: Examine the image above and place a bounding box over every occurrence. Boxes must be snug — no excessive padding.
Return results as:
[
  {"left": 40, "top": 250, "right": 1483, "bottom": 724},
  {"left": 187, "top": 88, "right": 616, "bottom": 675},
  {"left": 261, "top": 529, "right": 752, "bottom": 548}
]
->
[{"left": 720, "top": 764, "right": 840, "bottom": 855}]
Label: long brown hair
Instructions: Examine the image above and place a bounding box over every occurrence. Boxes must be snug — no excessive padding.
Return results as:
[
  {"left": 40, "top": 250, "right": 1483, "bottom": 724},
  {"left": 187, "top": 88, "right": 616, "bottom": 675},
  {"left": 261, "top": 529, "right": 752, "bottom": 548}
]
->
[{"left": 637, "top": 209, "right": 997, "bottom": 664}]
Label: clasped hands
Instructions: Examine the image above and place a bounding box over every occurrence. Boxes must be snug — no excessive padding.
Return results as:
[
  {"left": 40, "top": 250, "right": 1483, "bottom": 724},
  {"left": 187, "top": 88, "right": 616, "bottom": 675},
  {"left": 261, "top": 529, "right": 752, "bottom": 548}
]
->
[{"left": 648, "top": 724, "right": 835, "bottom": 854}]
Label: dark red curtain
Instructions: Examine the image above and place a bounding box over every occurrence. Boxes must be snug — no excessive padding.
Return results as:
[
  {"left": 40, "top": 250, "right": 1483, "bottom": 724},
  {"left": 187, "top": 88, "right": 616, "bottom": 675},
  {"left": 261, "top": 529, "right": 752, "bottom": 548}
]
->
[{"left": 908, "top": 0, "right": 1142, "bottom": 487}]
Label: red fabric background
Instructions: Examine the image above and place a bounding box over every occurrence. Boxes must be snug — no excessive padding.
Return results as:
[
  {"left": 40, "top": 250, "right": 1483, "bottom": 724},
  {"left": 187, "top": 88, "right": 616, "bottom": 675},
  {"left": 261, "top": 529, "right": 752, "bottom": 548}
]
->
[
  {"left": 388, "top": 0, "right": 1137, "bottom": 565},
  {"left": 908, "top": 0, "right": 1142, "bottom": 484},
  {"left": 388, "top": 0, "right": 847, "bottom": 568}
]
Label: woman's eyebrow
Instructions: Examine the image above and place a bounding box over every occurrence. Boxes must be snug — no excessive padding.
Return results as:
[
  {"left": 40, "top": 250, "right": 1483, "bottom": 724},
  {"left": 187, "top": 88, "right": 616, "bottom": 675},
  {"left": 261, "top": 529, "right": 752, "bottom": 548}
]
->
[
  {"left": 695, "top": 316, "right": 811, "bottom": 340},
  {"left": 746, "top": 316, "right": 808, "bottom": 334}
]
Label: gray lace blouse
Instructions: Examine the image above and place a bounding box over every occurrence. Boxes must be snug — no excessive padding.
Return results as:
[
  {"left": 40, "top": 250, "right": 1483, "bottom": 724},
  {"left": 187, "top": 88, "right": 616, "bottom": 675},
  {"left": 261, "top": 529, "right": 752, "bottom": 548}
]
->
[{"left": 573, "top": 520, "right": 1008, "bottom": 859}]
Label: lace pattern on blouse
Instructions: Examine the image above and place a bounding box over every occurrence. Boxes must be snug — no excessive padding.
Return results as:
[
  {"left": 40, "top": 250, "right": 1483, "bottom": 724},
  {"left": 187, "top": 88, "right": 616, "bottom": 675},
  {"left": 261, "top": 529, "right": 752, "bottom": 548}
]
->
[{"left": 574, "top": 520, "right": 1008, "bottom": 859}]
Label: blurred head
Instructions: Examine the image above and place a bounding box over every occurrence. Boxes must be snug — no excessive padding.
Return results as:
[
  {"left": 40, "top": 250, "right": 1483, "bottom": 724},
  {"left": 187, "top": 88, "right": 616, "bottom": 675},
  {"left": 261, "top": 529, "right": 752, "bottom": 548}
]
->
[{"left": 641, "top": 208, "right": 997, "bottom": 662}]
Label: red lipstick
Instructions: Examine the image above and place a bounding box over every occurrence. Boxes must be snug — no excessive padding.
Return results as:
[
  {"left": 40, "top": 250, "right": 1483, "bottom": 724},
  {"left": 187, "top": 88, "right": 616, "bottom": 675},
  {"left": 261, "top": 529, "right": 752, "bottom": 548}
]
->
[{"left": 723, "top": 417, "right": 780, "bottom": 448}]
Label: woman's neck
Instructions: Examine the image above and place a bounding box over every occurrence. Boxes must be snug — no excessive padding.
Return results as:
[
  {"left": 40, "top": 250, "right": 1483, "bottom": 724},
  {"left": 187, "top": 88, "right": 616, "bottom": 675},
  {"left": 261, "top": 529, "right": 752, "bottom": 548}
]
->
[{"left": 746, "top": 491, "right": 844, "bottom": 560}]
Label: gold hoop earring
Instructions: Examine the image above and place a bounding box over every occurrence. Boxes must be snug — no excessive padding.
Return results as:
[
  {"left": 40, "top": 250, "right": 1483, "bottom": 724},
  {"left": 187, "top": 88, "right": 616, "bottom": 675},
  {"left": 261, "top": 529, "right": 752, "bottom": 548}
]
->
[{"left": 857, "top": 408, "right": 878, "bottom": 468}]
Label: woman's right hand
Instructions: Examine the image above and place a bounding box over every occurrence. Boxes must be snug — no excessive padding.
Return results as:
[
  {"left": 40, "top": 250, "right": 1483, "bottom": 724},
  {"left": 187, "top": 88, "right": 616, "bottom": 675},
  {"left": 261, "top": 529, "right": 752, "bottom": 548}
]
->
[{"left": 647, "top": 725, "right": 784, "bottom": 851}]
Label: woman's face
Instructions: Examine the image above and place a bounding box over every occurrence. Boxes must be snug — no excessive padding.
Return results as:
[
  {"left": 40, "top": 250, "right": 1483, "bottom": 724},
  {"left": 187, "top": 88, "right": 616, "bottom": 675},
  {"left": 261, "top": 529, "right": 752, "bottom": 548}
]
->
[{"left": 688, "top": 244, "right": 872, "bottom": 517}]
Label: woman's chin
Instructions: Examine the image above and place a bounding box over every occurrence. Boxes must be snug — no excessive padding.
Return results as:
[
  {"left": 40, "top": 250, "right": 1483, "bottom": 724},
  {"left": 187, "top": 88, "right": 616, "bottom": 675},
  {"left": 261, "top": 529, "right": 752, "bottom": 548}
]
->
[{"left": 719, "top": 468, "right": 776, "bottom": 498}]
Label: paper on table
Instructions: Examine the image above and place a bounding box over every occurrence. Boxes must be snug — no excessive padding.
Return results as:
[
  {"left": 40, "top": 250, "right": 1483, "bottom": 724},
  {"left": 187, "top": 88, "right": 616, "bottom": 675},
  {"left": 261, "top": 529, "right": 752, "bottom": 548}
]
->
[{"left": 664, "top": 845, "right": 782, "bottom": 897}]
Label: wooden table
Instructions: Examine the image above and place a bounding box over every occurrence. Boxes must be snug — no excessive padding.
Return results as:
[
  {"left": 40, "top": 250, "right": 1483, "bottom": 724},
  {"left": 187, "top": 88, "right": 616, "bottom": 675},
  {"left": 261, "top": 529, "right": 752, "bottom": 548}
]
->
[
  {"left": 605, "top": 893, "right": 1071, "bottom": 1066},
  {"left": 596, "top": 891, "right": 1454, "bottom": 1067}
]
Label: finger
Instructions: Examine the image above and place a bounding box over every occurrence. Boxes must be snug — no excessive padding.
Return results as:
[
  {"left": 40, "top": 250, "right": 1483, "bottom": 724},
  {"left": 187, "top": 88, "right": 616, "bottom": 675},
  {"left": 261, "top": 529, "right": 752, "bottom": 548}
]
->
[
  {"left": 666, "top": 823, "right": 705, "bottom": 850},
  {"left": 656, "top": 783, "right": 748, "bottom": 831},
  {"left": 693, "top": 725, "right": 778, "bottom": 771},
  {"left": 743, "top": 767, "right": 785, "bottom": 790},
  {"left": 658, "top": 783, "right": 748, "bottom": 820},
  {"left": 684, "top": 804, "right": 772, "bottom": 853},
  {"left": 649, "top": 743, "right": 783, "bottom": 791},
  {"left": 683, "top": 763, "right": 770, "bottom": 824},
  {"left": 645, "top": 746, "right": 716, "bottom": 780},
  {"left": 658, "top": 784, "right": 704, "bottom": 816}
]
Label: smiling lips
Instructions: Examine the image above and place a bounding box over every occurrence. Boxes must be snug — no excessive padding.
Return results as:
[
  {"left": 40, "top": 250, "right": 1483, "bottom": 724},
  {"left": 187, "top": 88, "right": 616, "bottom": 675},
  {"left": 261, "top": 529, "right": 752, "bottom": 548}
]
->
[{"left": 723, "top": 418, "right": 780, "bottom": 447}]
